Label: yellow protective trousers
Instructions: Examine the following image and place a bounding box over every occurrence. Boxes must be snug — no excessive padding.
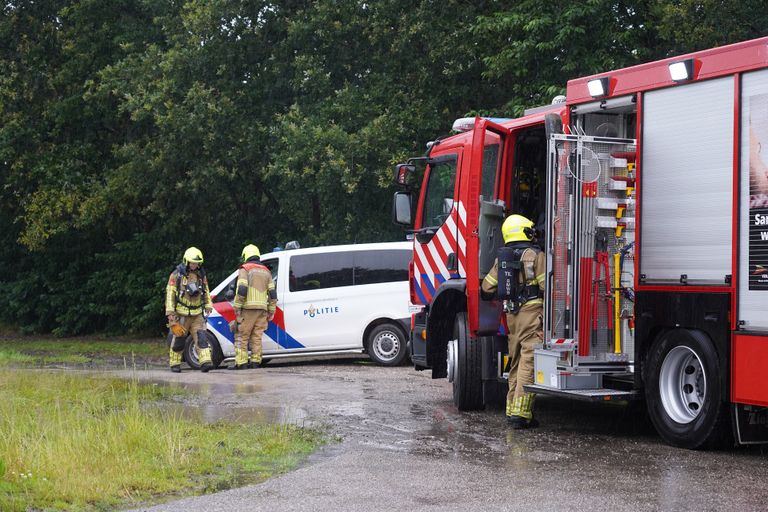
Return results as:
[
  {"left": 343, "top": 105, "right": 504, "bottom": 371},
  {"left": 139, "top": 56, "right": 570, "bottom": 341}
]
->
[
  {"left": 168, "top": 314, "right": 211, "bottom": 367},
  {"left": 504, "top": 304, "right": 543, "bottom": 420},
  {"left": 235, "top": 309, "right": 268, "bottom": 364}
]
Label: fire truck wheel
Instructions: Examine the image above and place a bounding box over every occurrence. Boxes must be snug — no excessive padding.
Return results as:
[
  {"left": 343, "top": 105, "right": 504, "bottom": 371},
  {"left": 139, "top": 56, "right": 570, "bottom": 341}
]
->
[
  {"left": 184, "top": 331, "right": 224, "bottom": 370},
  {"left": 645, "top": 329, "right": 731, "bottom": 449},
  {"left": 367, "top": 323, "right": 408, "bottom": 366},
  {"left": 451, "top": 312, "right": 483, "bottom": 411}
]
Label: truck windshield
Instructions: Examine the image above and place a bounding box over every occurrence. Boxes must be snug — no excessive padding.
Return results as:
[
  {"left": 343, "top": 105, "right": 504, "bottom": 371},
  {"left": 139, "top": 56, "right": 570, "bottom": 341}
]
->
[{"left": 421, "top": 156, "right": 457, "bottom": 228}]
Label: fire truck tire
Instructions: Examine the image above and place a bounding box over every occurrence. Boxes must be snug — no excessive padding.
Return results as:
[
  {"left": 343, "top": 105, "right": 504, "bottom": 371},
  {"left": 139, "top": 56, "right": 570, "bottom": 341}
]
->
[
  {"left": 366, "top": 323, "right": 408, "bottom": 366},
  {"left": 645, "top": 329, "right": 731, "bottom": 449},
  {"left": 452, "top": 312, "right": 483, "bottom": 411},
  {"left": 184, "top": 331, "right": 224, "bottom": 370}
]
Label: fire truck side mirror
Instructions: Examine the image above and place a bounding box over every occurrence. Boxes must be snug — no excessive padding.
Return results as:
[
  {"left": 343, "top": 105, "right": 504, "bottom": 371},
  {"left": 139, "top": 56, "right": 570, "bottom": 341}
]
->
[
  {"left": 392, "top": 191, "right": 413, "bottom": 226},
  {"left": 394, "top": 164, "right": 416, "bottom": 187}
]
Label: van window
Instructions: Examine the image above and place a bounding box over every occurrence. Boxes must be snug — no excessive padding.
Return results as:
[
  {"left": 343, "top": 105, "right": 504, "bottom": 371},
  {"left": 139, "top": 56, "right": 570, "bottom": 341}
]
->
[
  {"left": 289, "top": 253, "right": 354, "bottom": 291},
  {"left": 213, "top": 275, "right": 237, "bottom": 303},
  {"left": 354, "top": 250, "right": 410, "bottom": 285},
  {"left": 214, "top": 259, "right": 278, "bottom": 302},
  {"left": 262, "top": 259, "right": 279, "bottom": 291}
]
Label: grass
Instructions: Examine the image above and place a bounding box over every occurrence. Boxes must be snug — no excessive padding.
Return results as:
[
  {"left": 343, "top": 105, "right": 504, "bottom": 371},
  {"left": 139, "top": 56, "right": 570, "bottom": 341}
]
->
[
  {"left": 0, "top": 350, "right": 34, "bottom": 365},
  {"left": 0, "top": 369, "right": 324, "bottom": 511},
  {"left": 0, "top": 338, "right": 165, "bottom": 367}
]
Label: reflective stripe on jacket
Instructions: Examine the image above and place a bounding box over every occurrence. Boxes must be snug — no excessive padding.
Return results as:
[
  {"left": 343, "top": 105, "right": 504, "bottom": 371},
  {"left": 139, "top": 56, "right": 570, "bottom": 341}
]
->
[
  {"left": 165, "top": 268, "right": 212, "bottom": 316},
  {"left": 234, "top": 263, "right": 276, "bottom": 313}
]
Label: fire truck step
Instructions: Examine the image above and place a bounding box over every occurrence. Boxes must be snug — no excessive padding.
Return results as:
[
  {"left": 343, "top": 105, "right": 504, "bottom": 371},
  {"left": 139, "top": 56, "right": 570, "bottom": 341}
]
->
[{"left": 523, "top": 384, "right": 640, "bottom": 402}]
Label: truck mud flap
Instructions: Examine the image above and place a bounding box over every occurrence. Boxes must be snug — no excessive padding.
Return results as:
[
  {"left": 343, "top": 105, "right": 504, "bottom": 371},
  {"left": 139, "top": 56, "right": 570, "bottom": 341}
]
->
[{"left": 734, "top": 404, "right": 768, "bottom": 444}]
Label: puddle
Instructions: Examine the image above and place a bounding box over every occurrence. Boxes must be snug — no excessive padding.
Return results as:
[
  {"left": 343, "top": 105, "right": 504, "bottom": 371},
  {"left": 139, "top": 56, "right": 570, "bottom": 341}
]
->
[
  {"left": 330, "top": 402, "right": 366, "bottom": 418},
  {"left": 149, "top": 402, "right": 308, "bottom": 425},
  {"left": 138, "top": 377, "right": 307, "bottom": 425},
  {"left": 162, "top": 381, "right": 265, "bottom": 396}
]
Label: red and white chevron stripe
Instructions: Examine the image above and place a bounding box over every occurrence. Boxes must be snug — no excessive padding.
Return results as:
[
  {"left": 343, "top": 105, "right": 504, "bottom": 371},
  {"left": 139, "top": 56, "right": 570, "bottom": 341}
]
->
[{"left": 412, "top": 201, "right": 467, "bottom": 305}]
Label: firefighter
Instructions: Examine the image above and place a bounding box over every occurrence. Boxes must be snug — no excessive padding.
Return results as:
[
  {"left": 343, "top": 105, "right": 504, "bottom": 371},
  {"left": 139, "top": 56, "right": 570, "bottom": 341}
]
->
[
  {"left": 165, "top": 247, "right": 214, "bottom": 373},
  {"left": 229, "top": 244, "right": 276, "bottom": 370},
  {"left": 481, "top": 214, "right": 545, "bottom": 429}
]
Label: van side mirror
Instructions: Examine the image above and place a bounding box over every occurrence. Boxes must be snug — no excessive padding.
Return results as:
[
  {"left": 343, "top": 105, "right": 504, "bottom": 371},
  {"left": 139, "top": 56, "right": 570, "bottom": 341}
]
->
[
  {"left": 392, "top": 191, "right": 412, "bottom": 226},
  {"left": 225, "top": 283, "right": 235, "bottom": 301},
  {"left": 394, "top": 164, "right": 416, "bottom": 187}
]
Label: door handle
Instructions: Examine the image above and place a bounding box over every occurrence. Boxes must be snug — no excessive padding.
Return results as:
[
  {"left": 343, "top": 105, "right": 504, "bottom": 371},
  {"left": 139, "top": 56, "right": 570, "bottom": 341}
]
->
[
  {"left": 415, "top": 228, "right": 436, "bottom": 244},
  {"left": 446, "top": 253, "right": 457, "bottom": 272}
]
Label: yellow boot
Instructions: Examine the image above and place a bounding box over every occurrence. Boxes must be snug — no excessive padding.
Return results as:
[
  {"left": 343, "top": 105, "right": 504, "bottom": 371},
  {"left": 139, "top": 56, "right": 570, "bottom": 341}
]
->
[
  {"left": 198, "top": 347, "right": 213, "bottom": 373},
  {"left": 228, "top": 348, "right": 248, "bottom": 370},
  {"left": 169, "top": 349, "right": 182, "bottom": 373}
]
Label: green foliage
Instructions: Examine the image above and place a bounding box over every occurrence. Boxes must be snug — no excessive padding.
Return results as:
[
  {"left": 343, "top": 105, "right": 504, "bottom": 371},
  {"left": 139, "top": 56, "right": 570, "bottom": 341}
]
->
[
  {"left": 473, "top": 0, "right": 658, "bottom": 115},
  {"left": 649, "top": 0, "right": 768, "bottom": 55},
  {"left": 1, "top": 1, "right": 767, "bottom": 334}
]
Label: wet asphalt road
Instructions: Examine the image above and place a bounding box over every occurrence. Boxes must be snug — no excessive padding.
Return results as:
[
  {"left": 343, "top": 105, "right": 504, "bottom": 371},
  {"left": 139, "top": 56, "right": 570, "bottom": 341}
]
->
[{"left": 122, "top": 358, "right": 768, "bottom": 512}]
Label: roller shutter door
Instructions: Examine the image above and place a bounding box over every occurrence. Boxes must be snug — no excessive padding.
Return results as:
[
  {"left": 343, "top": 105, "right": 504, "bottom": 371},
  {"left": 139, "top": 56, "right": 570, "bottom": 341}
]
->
[{"left": 640, "top": 77, "right": 733, "bottom": 284}]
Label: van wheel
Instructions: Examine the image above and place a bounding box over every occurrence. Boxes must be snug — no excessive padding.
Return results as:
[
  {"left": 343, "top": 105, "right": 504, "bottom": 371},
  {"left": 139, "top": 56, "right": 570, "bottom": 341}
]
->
[
  {"left": 450, "top": 312, "right": 483, "bottom": 411},
  {"left": 645, "top": 329, "right": 731, "bottom": 449},
  {"left": 207, "top": 332, "right": 224, "bottom": 369},
  {"left": 184, "top": 331, "right": 224, "bottom": 370},
  {"left": 367, "top": 323, "right": 408, "bottom": 366}
]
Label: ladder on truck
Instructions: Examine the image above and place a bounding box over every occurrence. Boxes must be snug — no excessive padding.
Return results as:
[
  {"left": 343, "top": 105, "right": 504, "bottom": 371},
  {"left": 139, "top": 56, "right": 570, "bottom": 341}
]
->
[{"left": 524, "top": 134, "right": 639, "bottom": 402}]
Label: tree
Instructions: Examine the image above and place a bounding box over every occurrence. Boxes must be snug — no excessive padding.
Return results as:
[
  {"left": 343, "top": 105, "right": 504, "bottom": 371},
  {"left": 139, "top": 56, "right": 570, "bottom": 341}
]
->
[{"left": 1, "top": 1, "right": 767, "bottom": 335}]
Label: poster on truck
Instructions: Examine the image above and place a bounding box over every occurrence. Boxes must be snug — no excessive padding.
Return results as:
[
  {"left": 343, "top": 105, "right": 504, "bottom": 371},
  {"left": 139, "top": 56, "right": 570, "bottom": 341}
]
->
[{"left": 749, "top": 93, "right": 768, "bottom": 290}]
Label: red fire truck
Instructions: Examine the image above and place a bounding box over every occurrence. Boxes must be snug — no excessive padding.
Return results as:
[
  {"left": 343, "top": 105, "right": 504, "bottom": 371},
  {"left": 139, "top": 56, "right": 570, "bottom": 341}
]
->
[{"left": 392, "top": 37, "right": 768, "bottom": 448}]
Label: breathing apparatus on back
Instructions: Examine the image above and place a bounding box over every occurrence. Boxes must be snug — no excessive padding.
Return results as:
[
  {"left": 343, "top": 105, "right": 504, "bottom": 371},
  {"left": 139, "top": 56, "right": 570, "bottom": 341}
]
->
[{"left": 496, "top": 215, "right": 540, "bottom": 314}]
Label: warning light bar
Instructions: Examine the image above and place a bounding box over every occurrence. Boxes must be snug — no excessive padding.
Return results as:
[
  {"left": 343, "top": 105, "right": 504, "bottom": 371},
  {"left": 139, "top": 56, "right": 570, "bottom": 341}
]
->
[{"left": 451, "top": 117, "right": 512, "bottom": 133}]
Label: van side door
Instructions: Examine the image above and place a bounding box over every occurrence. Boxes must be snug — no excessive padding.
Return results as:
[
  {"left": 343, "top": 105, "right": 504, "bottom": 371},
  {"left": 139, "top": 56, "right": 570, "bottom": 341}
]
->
[
  {"left": 282, "top": 252, "right": 357, "bottom": 350},
  {"left": 260, "top": 257, "right": 283, "bottom": 352}
]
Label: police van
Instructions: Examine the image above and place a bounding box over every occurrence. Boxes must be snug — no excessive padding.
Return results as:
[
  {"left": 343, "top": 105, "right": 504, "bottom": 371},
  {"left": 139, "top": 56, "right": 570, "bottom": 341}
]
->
[{"left": 183, "top": 242, "right": 412, "bottom": 368}]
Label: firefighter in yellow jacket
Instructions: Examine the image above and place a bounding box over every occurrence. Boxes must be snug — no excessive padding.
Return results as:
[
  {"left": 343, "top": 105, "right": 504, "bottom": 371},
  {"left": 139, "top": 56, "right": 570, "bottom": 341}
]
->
[
  {"left": 481, "top": 215, "right": 545, "bottom": 429},
  {"left": 166, "top": 247, "right": 214, "bottom": 373},
  {"left": 229, "top": 244, "right": 276, "bottom": 370}
]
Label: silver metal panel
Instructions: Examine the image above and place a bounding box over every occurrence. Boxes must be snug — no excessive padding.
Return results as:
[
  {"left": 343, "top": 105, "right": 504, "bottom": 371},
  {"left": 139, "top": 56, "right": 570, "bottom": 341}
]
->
[
  {"left": 640, "top": 78, "right": 734, "bottom": 283},
  {"left": 524, "top": 384, "right": 639, "bottom": 401},
  {"left": 739, "top": 69, "right": 768, "bottom": 330}
]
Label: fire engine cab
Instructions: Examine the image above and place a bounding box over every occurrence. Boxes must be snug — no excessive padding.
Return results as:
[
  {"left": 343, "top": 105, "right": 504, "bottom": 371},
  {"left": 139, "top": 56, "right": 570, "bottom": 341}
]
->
[{"left": 392, "top": 37, "right": 768, "bottom": 448}]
